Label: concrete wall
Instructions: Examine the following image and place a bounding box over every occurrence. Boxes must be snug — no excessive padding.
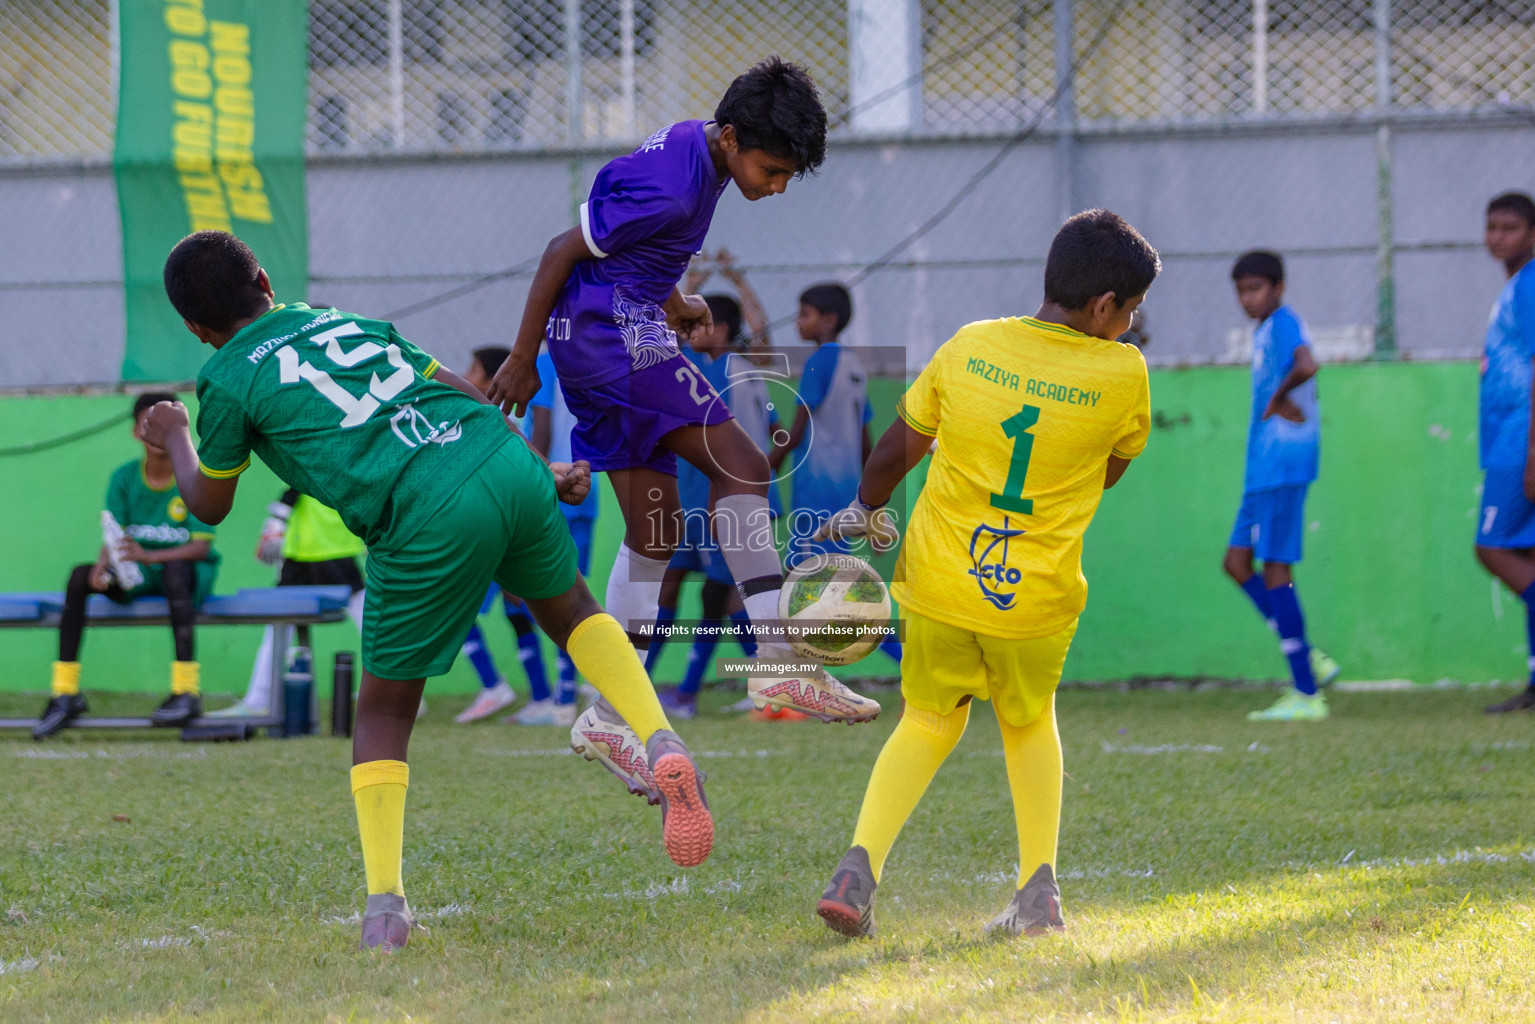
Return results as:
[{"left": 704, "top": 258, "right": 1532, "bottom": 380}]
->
[{"left": 3, "top": 117, "right": 1532, "bottom": 387}]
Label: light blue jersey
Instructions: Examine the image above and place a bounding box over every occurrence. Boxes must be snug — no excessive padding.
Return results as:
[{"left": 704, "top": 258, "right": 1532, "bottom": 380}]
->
[
  {"left": 532, "top": 351, "right": 599, "bottom": 521},
  {"left": 789, "top": 342, "right": 873, "bottom": 522},
  {"left": 674, "top": 347, "right": 783, "bottom": 518},
  {"left": 1480, "top": 262, "right": 1535, "bottom": 471},
  {"left": 1244, "top": 305, "right": 1319, "bottom": 493}
]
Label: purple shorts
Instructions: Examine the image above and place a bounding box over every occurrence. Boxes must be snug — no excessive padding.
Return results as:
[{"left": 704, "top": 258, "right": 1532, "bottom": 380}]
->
[{"left": 563, "top": 353, "right": 734, "bottom": 474}]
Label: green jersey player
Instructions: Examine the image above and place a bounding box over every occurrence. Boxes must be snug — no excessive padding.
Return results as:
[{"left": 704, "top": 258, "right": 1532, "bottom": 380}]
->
[
  {"left": 142, "top": 231, "right": 712, "bottom": 952},
  {"left": 33, "top": 391, "right": 221, "bottom": 738}
]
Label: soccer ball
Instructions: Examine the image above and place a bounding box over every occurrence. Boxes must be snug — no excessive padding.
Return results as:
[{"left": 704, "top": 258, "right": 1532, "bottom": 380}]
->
[{"left": 779, "top": 554, "right": 893, "bottom": 666}]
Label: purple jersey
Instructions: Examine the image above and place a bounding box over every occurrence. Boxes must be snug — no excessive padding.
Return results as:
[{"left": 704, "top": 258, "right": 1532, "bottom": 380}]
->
[{"left": 551, "top": 121, "right": 729, "bottom": 389}]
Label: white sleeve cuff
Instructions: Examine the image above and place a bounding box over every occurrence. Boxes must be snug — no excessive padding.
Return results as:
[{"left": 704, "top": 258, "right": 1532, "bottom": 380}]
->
[{"left": 578, "top": 201, "right": 608, "bottom": 259}]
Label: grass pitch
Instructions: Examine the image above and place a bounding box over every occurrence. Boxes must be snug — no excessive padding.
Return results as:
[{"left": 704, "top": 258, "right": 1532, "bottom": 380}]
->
[{"left": 2, "top": 685, "right": 1534, "bottom": 1023}]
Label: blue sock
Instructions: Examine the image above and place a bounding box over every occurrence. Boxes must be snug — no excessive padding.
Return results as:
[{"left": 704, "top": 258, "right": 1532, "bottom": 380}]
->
[
  {"left": 878, "top": 637, "right": 903, "bottom": 663},
  {"left": 680, "top": 625, "right": 720, "bottom": 696},
  {"left": 1267, "top": 583, "right": 1316, "bottom": 696},
  {"left": 556, "top": 650, "right": 578, "bottom": 705},
  {"left": 728, "top": 608, "right": 756, "bottom": 658},
  {"left": 1521, "top": 581, "right": 1535, "bottom": 689},
  {"left": 461, "top": 624, "right": 500, "bottom": 689},
  {"left": 1240, "top": 575, "right": 1276, "bottom": 629},
  {"left": 645, "top": 605, "right": 677, "bottom": 674},
  {"left": 509, "top": 609, "right": 551, "bottom": 703}
]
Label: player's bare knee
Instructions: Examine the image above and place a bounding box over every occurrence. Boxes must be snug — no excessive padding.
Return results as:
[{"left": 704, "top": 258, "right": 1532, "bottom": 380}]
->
[
  {"left": 1262, "top": 562, "right": 1292, "bottom": 588},
  {"left": 1221, "top": 548, "right": 1251, "bottom": 581}
]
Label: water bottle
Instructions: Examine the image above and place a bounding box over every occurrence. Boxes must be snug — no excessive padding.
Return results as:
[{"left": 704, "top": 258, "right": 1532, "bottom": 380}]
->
[
  {"left": 332, "top": 651, "right": 355, "bottom": 738},
  {"left": 283, "top": 645, "right": 314, "bottom": 738}
]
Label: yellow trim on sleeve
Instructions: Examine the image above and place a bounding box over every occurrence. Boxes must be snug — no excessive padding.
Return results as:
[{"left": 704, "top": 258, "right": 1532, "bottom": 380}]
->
[
  {"left": 897, "top": 399, "right": 938, "bottom": 438},
  {"left": 422, "top": 359, "right": 440, "bottom": 379},
  {"left": 1111, "top": 445, "right": 1145, "bottom": 460},
  {"left": 189, "top": 531, "right": 216, "bottom": 541},
  {"left": 198, "top": 457, "right": 251, "bottom": 479}
]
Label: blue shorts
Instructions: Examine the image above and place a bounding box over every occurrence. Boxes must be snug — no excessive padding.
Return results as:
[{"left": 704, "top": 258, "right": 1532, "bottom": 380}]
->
[
  {"left": 1229, "top": 485, "right": 1308, "bottom": 564},
  {"left": 666, "top": 515, "right": 734, "bottom": 584},
  {"left": 1478, "top": 468, "right": 1535, "bottom": 548},
  {"left": 566, "top": 515, "right": 595, "bottom": 576},
  {"left": 563, "top": 353, "right": 733, "bottom": 475}
]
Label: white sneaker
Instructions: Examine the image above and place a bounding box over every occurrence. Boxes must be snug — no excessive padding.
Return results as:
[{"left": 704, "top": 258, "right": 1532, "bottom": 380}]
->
[
  {"left": 570, "top": 701, "right": 658, "bottom": 803},
  {"left": 749, "top": 669, "right": 881, "bottom": 724},
  {"left": 508, "top": 697, "right": 578, "bottom": 727},
  {"left": 455, "top": 680, "right": 517, "bottom": 724}
]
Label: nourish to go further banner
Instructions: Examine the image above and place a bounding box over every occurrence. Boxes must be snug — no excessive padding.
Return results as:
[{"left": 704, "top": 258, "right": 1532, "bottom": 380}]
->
[{"left": 114, "top": 0, "right": 309, "bottom": 382}]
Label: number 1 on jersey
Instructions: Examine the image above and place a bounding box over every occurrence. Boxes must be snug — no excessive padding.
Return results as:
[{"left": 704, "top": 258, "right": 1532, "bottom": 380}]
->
[{"left": 990, "top": 404, "right": 1040, "bottom": 515}]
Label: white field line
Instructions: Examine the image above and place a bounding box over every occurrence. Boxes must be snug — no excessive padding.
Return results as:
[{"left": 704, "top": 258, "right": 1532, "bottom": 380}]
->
[
  {"left": 0, "top": 956, "right": 43, "bottom": 975},
  {"left": 13, "top": 747, "right": 209, "bottom": 760}
]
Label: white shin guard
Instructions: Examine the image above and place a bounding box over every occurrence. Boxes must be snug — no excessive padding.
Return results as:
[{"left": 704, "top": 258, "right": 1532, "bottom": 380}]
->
[
  {"left": 713, "top": 493, "right": 789, "bottom": 655},
  {"left": 605, "top": 543, "right": 670, "bottom": 640}
]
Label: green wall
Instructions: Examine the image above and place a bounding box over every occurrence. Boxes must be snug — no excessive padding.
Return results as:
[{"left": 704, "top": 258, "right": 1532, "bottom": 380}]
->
[{"left": 0, "top": 361, "right": 1514, "bottom": 695}]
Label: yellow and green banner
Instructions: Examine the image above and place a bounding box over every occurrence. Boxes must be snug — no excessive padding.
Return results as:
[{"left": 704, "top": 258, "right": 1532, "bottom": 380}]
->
[{"left": 114, "top": 0, "right": 309, "bottom": 381}]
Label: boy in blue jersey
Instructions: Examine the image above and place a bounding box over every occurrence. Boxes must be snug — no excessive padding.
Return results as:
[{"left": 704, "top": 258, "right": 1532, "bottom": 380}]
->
[
  {"left": 516, "top": 345, "right": 600, "bottom": 725},
  {"left": 489, "top": 58, "right": 880, "bottom": 800},
  {"left": 453, "top": 346, "right": 559, "bottom": 725},
  {"left": 770, "top": 283, "right": 872, "bottom": 567},
  {"left": 646, "top": 281, "right": 778, "bottom": 719},
  {"left": 1221, "top": 251, "right": 1340, "bottom": 722},
  {"left": 1474, "top": 193, "right": 1535, "bottom": 714},
  {"left": 771, "top": 283, "right": 903, "bottom": 666}
]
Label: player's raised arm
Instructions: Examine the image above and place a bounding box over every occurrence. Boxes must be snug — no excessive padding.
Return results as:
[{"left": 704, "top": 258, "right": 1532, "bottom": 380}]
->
[
  {"left": 488, "top": 227, "right": 596, "bottom": 416},
  {"left": 141, "top": 401, "right": 240, "bottom": 525}
]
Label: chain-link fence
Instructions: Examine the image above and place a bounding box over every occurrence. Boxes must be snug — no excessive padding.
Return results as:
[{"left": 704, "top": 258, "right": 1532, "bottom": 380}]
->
[{"left": 4, "top": 1, "right": 1535, "bottom": 163}]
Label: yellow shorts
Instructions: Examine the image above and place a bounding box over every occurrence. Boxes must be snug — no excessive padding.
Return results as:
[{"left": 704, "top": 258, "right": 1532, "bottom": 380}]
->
[{"left": 899, "top": 608, "right": 1078, "bottom": 728}]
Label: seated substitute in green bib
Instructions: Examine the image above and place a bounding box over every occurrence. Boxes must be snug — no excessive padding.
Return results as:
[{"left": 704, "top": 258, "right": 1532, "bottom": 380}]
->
[
  {"left": 141, "top": 231, "right": 713, "bottom": 952},
  {"left": 34, "top": 391, "right": 220, "bottom": 739}
]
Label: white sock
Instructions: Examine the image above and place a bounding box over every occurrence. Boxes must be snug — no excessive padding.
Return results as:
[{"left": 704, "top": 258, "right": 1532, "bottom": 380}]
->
[
  {"left": 713, "top": 493, "right": 789, "bottom": 655},
  {"left": 347, "top": 588, "right": 365, "bottom": 630},
  {"left": 243, "top": 626, "right": 276, "bottom": 709},
  {"left": 604, "top": 544, "right": 669, "bottom": 640}
]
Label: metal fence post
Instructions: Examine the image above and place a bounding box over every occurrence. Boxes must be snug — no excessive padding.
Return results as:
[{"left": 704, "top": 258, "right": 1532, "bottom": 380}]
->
[
  {"left": 1373, "top": 0, "right": 1396, "bottom": 357},
  {"left": 620, "top": 0, "right": 636, "bottom": 139},
  {"left": 1054, "top": 0, "right": 1076, "bottom": 222},
  {"left": 388, "top": 0, "right": 404, "bottom": 148},
  {"left": 564, "top": 0, "right": 583, "bottom": 142},
  {"left": 1252, "top": 0, "right": 1268, "bottom": 115}
]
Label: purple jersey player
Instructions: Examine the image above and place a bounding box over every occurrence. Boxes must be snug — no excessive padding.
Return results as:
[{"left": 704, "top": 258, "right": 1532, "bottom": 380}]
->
[{"left": 489, "top": 58, "right": 880, "bottom": 798}]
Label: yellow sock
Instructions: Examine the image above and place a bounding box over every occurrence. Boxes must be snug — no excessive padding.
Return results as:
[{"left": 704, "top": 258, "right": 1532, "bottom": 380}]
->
[
  {"left": 998, "top": 694, "right": 1063, "bottom": 888},
  {"left": 566, "top": 613, "right": 670, "bottom": 743},
  {"left": 51, "top": 661, "right": 81, "bottom": 697},
  {"left": 351, "top": 760, "right": 409, "bottom": 896},
  {"left": 850, "top": 702, "right": 970, "bottom": 881},
  {"left": 170, "top": 661, "right": 200, "bottom": 696}
]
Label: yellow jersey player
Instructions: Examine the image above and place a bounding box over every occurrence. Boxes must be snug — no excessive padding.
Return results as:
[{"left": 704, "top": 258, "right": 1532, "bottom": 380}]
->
[{"left": 812, "top": 209, "right": 1158, "bottom": 938}]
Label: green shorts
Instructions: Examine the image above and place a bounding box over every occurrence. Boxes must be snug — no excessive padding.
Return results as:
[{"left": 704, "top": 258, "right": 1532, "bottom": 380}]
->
[
  {"left": 119, "top": 560, "right": 219, "bottom": 606},
  {"left": 362, "top": 437, "right": 579, "bottom": 680}
]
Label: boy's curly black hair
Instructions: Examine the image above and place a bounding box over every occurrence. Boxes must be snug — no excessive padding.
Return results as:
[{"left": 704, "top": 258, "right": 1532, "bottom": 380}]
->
[
  {"left": 1043, "top": 209, "right": 1161, "bottom": 311},
  {"left": 714, "top": 56, "right": 827, "bottom": 176},
  {"left": 163, "top": 230, "right": 269, "bottom": 333}
]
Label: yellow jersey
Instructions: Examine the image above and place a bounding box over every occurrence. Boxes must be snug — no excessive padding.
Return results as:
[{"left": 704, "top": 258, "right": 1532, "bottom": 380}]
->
[{"left": 892, "top": 316, "right": 1150, "bottom": 639}]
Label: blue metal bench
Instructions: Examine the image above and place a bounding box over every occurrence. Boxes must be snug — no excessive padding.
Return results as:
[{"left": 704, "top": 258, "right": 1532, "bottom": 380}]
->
[{"left": 0, "top": 585, "right": 354, "bottom": 739}]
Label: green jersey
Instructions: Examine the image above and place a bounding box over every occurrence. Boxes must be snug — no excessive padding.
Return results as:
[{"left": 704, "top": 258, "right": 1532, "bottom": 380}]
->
[
  {"left": 107, "top": 459, "right": 220, "bottom": 566},
  {"left": 195, "top": 304, "right": 510, "bottom": 546}
]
